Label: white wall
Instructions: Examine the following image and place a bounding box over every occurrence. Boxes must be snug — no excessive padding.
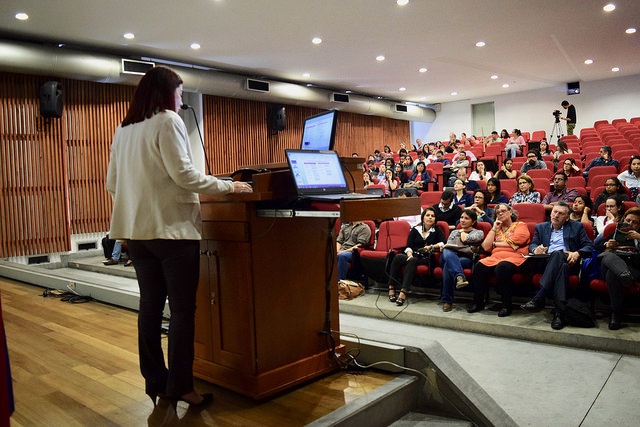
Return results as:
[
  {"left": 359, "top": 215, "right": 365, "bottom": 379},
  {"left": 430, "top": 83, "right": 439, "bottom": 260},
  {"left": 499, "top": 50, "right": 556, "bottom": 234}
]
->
[{"left": 422, "top": 74, "right": 640, "bottom": 142}]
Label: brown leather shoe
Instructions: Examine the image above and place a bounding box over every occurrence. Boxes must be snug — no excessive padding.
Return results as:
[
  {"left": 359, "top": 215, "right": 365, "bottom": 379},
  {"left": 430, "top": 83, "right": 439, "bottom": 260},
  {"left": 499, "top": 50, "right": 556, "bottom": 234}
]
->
[{"left": 443, "top": 303, "right": 453, "bottom": 312}]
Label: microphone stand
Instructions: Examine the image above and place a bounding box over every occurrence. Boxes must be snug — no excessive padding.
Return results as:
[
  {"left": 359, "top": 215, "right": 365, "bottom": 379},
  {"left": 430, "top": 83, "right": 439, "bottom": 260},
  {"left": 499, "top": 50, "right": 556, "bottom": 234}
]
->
[{"left": 181, "top": 104, "right": 212, "bottom": 175}]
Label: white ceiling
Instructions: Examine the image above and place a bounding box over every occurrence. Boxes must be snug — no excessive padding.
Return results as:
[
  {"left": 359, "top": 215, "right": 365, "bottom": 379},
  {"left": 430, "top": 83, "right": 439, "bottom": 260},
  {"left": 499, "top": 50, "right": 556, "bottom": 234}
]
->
[{"left": 1, "top": 0, "right": 639, "bottom": 104}]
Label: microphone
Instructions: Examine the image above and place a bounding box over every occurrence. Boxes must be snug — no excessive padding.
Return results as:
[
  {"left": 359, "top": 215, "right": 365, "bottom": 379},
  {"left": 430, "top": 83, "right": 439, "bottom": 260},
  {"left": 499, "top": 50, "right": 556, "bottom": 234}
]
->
[{"left": 180, "top": 104, "right": 212, "bottom": 175}]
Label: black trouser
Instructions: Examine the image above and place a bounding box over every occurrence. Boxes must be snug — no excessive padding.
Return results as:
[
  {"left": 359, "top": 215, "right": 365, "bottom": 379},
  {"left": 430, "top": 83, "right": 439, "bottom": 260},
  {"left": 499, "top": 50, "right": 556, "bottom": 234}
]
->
[
  {"left": 472, "top": 260, "right": 520, "bottom": 308},
  {"left": 128, "top": 239, "right": 200, "bottom": 397},
  {"left": 388, "top": 253, "right": 430, "bottom": 291},
  {"left": 535, "top": 251, "right": 580, "bottom": 309},
  {"left": 599, "top": 251, "right": 640, "bottom": 313}
]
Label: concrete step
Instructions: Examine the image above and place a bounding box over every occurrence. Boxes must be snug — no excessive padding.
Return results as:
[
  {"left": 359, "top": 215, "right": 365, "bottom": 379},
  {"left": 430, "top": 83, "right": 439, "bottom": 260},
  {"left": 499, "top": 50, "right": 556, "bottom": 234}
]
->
[
  {"left": 68, "top": 255, "right": 137, "bottom": 280},
  {"left": 390, "top": 412, "right": 473, "bottom": 426}
]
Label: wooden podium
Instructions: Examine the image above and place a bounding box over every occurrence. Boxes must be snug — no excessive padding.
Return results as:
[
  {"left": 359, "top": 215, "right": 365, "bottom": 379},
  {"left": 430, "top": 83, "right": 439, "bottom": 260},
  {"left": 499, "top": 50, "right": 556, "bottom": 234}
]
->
[{"left": 194, "top": 160, "right": 419, "bottom": 399}]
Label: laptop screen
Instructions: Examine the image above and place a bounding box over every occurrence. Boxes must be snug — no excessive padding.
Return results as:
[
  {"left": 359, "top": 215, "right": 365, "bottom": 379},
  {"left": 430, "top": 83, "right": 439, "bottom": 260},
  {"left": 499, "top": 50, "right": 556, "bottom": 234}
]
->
[
  {"left": 300, "top": 111, "right": 337, "bottom": 150},
  {"left": 285, "top": 149, "right": 349, "bottom": 195}
]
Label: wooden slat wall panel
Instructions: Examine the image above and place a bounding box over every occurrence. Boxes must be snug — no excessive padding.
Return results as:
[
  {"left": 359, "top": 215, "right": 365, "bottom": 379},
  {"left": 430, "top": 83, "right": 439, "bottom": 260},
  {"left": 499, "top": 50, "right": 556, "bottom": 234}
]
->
[
  {"left": 203, "top": 96, "right": 410, "bottom": 174},
  {"left": 1, "top": 72, "right": 408, "bottom": 258},
  {"left": 0, "top": 72, "right": 133, "bottom": 258}
]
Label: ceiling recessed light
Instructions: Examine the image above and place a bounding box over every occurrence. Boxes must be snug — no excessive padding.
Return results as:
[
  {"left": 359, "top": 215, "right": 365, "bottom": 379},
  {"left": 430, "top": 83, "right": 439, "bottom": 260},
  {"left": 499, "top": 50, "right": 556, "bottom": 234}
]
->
[
  {"left": 475, "top": 41, "right": 486, "bottom": 47},
  {"left": 451, "top": 91, "right": 458, "bottom": 96},
  {"left": 612, "top": 67, "right": 620, "bottom": 72},
  {"left": 584, "top": 59, "right": 594, "bottom": 64},
  {"left": 603, "top": 3, "right": 615, "bottom": 12},
  {"left": 376, "top": 55, "right": 386, "bottom": 62},
  {"left": 302, "top": 73, "right": 310, "bottom": 78},
  {"left": 306, "top": 83, "right": 313, "bottom": 87},
  {"left": 399, "top": 87, "right": 406, "bottom": 91},
  {"left": 312, "top": 37, "right": 322, "bottom": 44},
  {"left": 502, "top": 83, "right": 510, "bottom": 88},
  {"left": 377, "top": 96, "right": 383, "bottom": 99},
  {"left": 491, "top": 74, "right": 499, "bottom": 79},
  {"left": 123, "top": 33, "right": 135, "bottom": 40},
  {"left": 57, "top": 43, "right": 65, "bottom": 48},
  {"left": 190, "top": 43, "right": 201, "bottom": 50},
  {"left": 397, "top": 0, "right": 409, "bottom": 5},
  {"left": 345, "top": 90, "right": 352, "bottom": 94},
  {"left": 419, "top": 67, "right": 428, "bottom": 73},
  {"left": 15, "top": 12, "right": 29, "bottom": 20},
  {"left": 626, "top": 28, "right": 637, "bottom": 34}
]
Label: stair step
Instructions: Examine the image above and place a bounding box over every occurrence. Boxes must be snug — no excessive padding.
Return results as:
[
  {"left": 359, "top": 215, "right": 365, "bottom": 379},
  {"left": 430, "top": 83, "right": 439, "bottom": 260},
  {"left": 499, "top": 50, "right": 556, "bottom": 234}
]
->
[{"left": 390, "top": 411, "right": 473, "bottom": 426}]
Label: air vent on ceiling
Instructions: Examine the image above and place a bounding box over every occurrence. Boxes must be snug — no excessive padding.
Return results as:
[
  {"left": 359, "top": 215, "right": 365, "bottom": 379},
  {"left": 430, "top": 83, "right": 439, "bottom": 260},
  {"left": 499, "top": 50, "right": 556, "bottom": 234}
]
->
[
  {"left": 331, "top": 93, "right": 350, "bottom": 103},
  {"left": 395, "top": 104, "right": 408, "bottom": 113},
  {"left": 121, "top": 59, "right": 155, "bottom": 75},
  {"left": 246, "top": 79, "right": 270, "bottom": 93}
]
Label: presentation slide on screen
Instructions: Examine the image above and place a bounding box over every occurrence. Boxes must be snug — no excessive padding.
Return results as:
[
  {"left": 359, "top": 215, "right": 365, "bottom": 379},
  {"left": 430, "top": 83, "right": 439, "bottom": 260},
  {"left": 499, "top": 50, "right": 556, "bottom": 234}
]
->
[
  {"left": 301, "top": 115, "right": 333, "bottom": 150},
  {"left": 289, "top": 153, "right": 345, "bottom": 188}
]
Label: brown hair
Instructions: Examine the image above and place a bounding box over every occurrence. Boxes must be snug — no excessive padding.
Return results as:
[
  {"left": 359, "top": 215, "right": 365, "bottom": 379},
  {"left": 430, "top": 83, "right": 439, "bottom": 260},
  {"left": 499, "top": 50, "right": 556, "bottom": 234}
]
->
[{"left": 122, "top": 66, "right": 183, "bottom": 127}]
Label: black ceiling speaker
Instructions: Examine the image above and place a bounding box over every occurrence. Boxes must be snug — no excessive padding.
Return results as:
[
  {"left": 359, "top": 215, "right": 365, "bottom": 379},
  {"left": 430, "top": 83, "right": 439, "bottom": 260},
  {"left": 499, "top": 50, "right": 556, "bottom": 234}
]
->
[
  {"left": 267, "top": 105, "right": 285, "bottom": 134},
  {"left": 40, "top": 81, "right": 63, "bottom": 118}
]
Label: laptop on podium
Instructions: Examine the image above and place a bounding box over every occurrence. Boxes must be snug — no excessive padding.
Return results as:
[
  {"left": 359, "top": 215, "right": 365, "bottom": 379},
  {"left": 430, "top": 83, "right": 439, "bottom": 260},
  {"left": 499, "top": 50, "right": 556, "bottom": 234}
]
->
[{"left": 285, "top": 149, "right": 381, "bottom": 201}]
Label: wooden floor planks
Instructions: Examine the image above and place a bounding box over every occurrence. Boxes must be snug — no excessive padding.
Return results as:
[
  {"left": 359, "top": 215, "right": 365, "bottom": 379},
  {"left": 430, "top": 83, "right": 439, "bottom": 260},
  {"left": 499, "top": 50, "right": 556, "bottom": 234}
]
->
[{"left": 0, "top": 277, "right": 395, "bottom": 426}]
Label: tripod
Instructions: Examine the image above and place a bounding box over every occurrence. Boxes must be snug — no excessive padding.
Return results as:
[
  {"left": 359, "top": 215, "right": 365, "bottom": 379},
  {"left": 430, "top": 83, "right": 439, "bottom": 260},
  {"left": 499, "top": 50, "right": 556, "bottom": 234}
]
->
[{"left": 549, "top": 117, "right": 564, "bottom": 145}]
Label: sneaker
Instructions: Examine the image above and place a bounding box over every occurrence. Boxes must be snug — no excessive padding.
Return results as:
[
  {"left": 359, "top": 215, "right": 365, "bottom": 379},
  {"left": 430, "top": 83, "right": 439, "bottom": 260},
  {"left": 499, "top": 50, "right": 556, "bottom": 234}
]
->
[
  {"left": 455, "top": 276, "right": 469, "bottom": 289},
  {"left": 103, "top": 259, "right": 118, "bottom": 265}
]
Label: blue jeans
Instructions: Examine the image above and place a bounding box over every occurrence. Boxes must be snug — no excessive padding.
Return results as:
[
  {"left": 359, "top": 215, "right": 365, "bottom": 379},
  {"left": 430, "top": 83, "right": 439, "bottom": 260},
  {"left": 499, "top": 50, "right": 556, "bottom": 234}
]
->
[
  {"left": 338, "top": 251, "right": 353, "bottom": 281},
  {"left": 111, "top": 241, "right": 122, "bottom": 260},
  {"left": 440, "top": 249, "right": 472, "bottom": 304},
  {"left": 505, "top": 144, "right": 519, "bottom": 159}
]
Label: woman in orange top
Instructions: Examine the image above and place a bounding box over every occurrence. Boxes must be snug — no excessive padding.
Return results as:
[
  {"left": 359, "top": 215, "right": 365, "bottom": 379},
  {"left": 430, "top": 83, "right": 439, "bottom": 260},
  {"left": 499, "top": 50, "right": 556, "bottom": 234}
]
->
[{"left": 466, "top": 203, "right": 530, "bottom": 317}]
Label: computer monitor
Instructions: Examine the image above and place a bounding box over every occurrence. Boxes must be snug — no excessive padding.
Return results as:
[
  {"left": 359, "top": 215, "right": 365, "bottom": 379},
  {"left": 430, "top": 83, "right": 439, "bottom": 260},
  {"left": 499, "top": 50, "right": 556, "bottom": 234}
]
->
[{"left": 300, "top": 111, "right": 337, "bottom": 150}]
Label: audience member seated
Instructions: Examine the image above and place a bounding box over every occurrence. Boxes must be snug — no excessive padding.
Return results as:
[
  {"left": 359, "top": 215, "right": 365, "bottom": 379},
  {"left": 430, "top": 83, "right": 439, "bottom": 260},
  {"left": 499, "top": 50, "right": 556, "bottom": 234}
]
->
[
  {"left": 452, "top": 178, "right": 473, "bottom": 207},
  {"left": 469, "top": 160, "right": 492, "bottom": 182},
  {"left": 394, "top": 163, "right": 409, "bottom": 187},
  {"left": 401, "top": 155, "right": 415, "bottom": 173},
  {"left": 522, "top": 202, "right": 593, "bottom": 330},
  {"left": 486, "top": 131, "right": 501, "bottom": 146},
  {"left": 487, "top": 178, "right": 508, "bottom": 205},
  {"left": 453, "top": 146, "right": 477, "bottom": 162},
  {"left": 560, "top": 157, "right": 582, "bottom": 177},
  {"left": 553, "top": 140, "right": 573, "bottom": 159},
  {"left": 380, "top": 168, "right": 400, "bottom": 197},
  {"left": 449, "top": 168, "right": 480, "bottom": 192},
  {"left": 469, "top": 190, "right": 495, "bottom": 225},
  {"left": 440, "top": 209, "right": 485, "bottom": 312},
  {"left": 387, "top": 207, "right": 447, "bottom": 307},
  {"left": 520, "top": 150, "right": 547, "bottom": 174},
  {"left": 583, "top": 145, "right": 619, "bottom": 179},
  {"left": 495, "top": 158, "right": 517, "bottom": 180},
  {"left": 435, "top": 150, "right": 451, "bottom": 169},
  {"left": 467, "top": 203, "right": 530, "bottom": 317},
  {"left": 363, "top": 170, "right": 375, "bottom": 188},
  {"left": 373, "top": 149, "right": 382, "bottom": 162},
  {"left": 618, "top": 155, "right": 640, "bottom": 199},
  {"left": 594, "top": 196, "right": 624, "bottom": 235},
  {"left": 505, "top": 129, "right": 526, "bottom": 159},
  {"left": 449, "top": 150, "right": 470, "bottom": 175},
  {"left": 593, "top": 177, "right": 629, "bottom": 212},
  {"left": 433, "top": 190, "right": 463, "bottom": 230},
  {"left": 413, "top": 150, "right": 429, "bottom": 167},
  {"left": 408, "top": 161, "right": 432, "bottom": 189},
  {"left": 376, "top": 164, "right": 386, "bottom": 181},
  {"left": 337, "top": 221, "right": 371, "bottom": 281},
  {"left": 500, "top": 129, "right": 510, "bottom": 140},
  {"left": 382, "top": 145, "right": 393, "bottom": 158},
  {"left": 509, "top": 174, "right": 541, "bottom": 204},
  {"left": 538, "top": 139, "right": 553, "bottom": 157},
  {"left": 384, "top": 157, "right": 395, "bottom": 170},
  {"left": 596, "top": 207, "right": 640, "bottom": 330},
  {"left": 570, "top": 195, "right": 595, "bottom": 227},
  {"left": 542, "top": 172, "right": 578, "bottom": 213}
]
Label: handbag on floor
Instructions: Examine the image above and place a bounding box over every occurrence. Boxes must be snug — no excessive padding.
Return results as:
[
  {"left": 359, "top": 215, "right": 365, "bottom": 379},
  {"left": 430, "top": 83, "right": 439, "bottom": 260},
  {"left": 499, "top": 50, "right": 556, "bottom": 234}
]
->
[{"left": 338, "top": 280, "right": 365, "bottom": 300}]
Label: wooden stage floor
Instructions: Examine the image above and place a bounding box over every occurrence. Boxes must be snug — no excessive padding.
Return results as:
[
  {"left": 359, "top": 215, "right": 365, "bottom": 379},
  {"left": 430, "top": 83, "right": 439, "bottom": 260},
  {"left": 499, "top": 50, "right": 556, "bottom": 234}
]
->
[{"left": 0, "top": 278, "right": 396, "bottom": 426}]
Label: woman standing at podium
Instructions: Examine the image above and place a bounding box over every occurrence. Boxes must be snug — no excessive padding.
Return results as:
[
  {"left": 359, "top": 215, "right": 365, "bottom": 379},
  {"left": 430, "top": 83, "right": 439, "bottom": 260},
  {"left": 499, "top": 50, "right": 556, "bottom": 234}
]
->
[{"left": 106, "top": 66, "right": 252, "bottom": 407}]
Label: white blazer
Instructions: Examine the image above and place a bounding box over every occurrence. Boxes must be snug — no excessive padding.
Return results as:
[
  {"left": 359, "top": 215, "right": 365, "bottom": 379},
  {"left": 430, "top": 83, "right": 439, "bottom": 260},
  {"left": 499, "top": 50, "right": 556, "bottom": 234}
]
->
[{"left": 106, "top": 110, "right": 233, "bottom": 240}]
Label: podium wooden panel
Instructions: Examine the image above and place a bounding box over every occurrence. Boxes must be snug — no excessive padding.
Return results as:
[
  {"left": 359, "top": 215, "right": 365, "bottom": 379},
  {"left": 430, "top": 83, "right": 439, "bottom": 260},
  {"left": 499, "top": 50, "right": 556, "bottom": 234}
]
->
[{"left": 194, "top": 161, "right": 419, "bottom": 399}]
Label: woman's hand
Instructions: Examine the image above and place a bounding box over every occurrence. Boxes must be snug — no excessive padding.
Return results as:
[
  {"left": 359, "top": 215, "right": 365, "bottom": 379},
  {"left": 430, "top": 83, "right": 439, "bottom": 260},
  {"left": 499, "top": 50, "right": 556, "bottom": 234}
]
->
[
  {"left": 233, "top": 181, "right": 253, "bottom": 193},
  {"left": 583, "top": 206, "right": 591, "bottom": 217},
  {"left": 493, "top": 219, "right": 502, "bottom": 232}
]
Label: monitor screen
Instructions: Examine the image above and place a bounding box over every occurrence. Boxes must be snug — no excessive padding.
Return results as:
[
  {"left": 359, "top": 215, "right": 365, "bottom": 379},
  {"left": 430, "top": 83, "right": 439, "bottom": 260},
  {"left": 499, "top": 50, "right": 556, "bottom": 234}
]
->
[
  {"left": 300, "top": 111, "right": 337, "bottom": 150},
  {"left": 286, "top": 150, "right": 347, "bottom": 190}
]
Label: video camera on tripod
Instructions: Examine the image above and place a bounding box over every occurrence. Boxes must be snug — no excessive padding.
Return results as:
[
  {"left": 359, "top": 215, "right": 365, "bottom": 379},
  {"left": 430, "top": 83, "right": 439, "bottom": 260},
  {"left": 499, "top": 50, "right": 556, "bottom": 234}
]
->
[
  {"left": 552, "top": 110, "right": 562, "bottom": 123},
  {"left": 549, "top": 109, "right": 564, "bottom": 143}
]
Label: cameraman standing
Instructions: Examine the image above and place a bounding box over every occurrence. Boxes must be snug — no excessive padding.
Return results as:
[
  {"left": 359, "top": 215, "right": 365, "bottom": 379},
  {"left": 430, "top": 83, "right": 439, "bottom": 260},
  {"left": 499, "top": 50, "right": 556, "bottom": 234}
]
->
[{"left": 561, "top": 100, "right": 577, "bottom": 135}]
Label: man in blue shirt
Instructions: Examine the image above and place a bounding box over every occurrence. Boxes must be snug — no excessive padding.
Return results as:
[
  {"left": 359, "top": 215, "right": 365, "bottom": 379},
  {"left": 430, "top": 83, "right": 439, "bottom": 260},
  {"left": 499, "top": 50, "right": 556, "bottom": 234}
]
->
[
  {"left": 521, "top": 201, "right": 594, "bottom": 329},
  {"left": 583, "top": 145, "right": 619, "bottom": 179}
]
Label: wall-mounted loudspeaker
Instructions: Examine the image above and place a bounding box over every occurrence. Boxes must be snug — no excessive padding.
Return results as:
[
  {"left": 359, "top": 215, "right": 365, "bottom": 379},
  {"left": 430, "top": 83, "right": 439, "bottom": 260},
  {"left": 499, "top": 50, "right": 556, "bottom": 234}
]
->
[
  {"left": 267, "top": 105, "right": 285, "bottom": 134},
  {"left": 331, "top": 93, "right": 350, "bottom": 103},
  {"left": 394, "top": 104, "right": 408, "bottom": 113},
  {"left": 40, "top": 81, "right": 63, "bottom": 118}
]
